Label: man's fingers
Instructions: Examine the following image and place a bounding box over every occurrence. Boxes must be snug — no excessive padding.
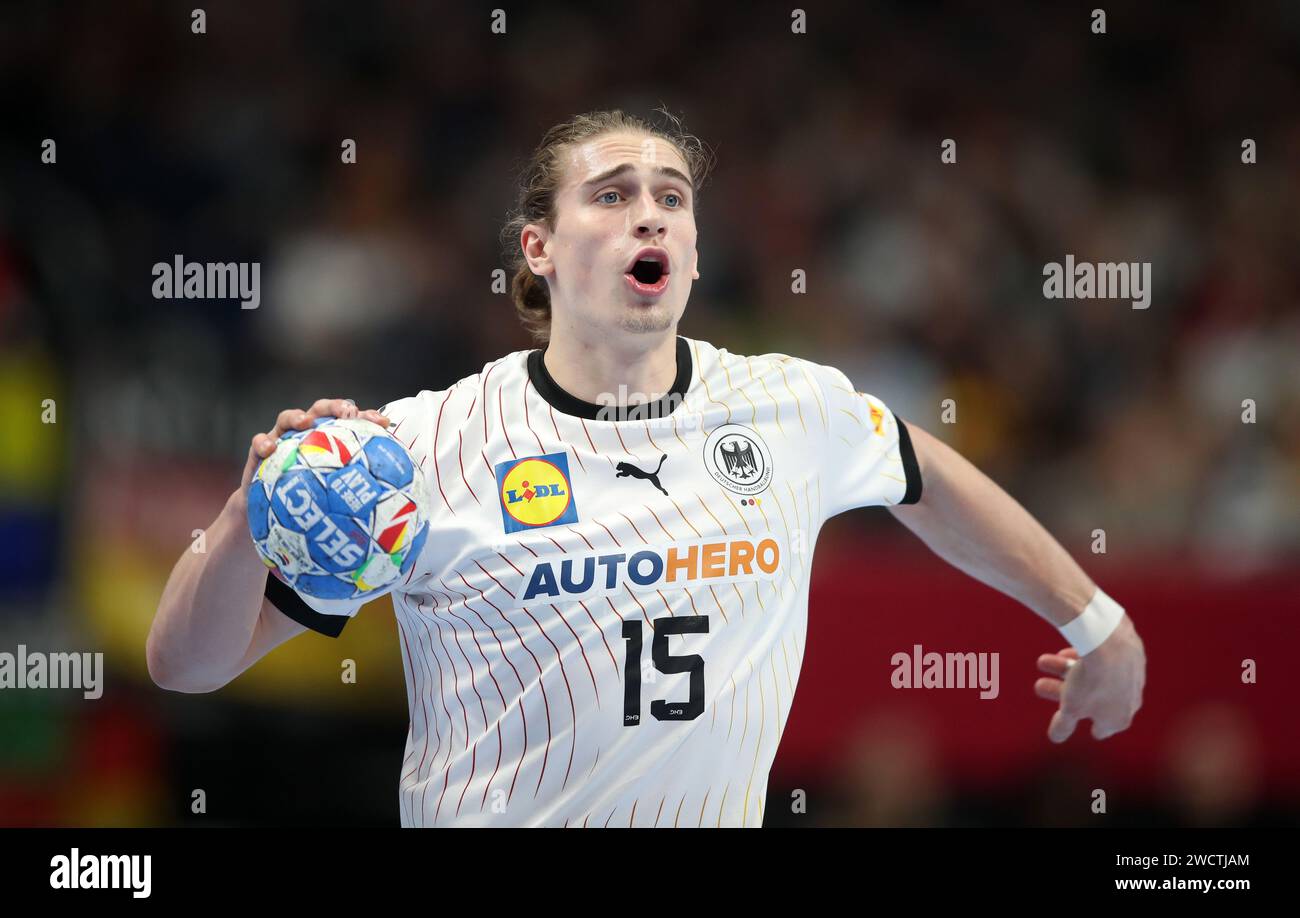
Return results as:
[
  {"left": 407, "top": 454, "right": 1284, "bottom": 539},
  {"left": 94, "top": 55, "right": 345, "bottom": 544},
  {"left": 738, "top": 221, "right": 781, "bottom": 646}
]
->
[
  {"left": 252, "top": 402, "right": 390, "bottom": 463},
  {"left": 1034, "top": 677, "right": 1063, "bottom": 702},
  {"left": 274, "top": 407, "right": 309, "bottom": 434},
  {"left": 1048, "top": 708, "right": 1078, "bottom": 743},
  {"left": 1037, "top": 653, "right": 1075, "bottom": 678},
  {"left": 306, "top": 397, "right": 360, "bottom": 420}
]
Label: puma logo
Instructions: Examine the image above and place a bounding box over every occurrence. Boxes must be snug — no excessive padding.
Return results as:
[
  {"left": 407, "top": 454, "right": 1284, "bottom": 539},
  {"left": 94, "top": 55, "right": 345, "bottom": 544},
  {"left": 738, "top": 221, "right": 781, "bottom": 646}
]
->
[{"left": 615, "top": 454, "right": 669, "bottom": 496}]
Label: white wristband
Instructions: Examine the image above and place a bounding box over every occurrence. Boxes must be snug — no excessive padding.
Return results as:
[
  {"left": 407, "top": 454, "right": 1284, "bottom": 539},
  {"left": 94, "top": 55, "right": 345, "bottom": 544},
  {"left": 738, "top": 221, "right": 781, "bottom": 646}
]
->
[{"left": 1057, "top": 588, "right": 1125, "bottom": 656}]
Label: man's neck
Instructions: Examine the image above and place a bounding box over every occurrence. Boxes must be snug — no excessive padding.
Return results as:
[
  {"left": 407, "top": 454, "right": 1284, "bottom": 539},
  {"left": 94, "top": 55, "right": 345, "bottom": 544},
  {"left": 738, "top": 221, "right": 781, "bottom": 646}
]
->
[{"left": 542, "top": 331, "right": 680, "bottom": 407}]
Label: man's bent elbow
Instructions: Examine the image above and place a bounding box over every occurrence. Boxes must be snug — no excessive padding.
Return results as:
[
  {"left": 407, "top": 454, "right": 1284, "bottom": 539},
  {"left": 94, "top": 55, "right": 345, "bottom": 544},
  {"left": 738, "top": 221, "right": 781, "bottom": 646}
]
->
[{"left": 145, "top": 627, "right": 229, "bottom": 694}]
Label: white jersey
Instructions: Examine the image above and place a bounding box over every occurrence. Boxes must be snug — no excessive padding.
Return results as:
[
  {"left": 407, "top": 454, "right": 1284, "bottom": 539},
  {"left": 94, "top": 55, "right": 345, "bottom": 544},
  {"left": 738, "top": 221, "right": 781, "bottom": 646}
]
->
[{"left": 265, "top": 335, "right": 922, "bottom": 826}]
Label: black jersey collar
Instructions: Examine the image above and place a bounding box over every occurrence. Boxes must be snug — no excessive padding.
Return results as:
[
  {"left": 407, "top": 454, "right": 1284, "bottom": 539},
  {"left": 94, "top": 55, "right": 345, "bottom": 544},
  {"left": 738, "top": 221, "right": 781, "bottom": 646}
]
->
[{"left": 528, "top": 335, "right": 692, "bottom": 422}]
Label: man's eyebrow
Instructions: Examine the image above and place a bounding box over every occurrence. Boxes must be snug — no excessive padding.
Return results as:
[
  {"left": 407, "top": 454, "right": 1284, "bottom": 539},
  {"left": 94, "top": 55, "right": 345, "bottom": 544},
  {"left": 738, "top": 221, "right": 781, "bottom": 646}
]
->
[{"left": 580, "top": 162, "right": 693, "bottom": 192}]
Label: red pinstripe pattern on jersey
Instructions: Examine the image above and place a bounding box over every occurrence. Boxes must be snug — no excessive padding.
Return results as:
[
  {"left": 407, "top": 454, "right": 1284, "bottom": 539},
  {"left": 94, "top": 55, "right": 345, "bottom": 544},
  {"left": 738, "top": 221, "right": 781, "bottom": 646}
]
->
[
  {"left": 598, "top": 515, "right": 655, "bottom": 626},
  {"left": 431, "top": 389, "right": 456, "bottom": 515},
  {"left": 438, "top": 577, "right": 508, "bottom": 817},
  {"left": 644, "top": 504, "right": 674, "bottom": 540},
  {"left": 577, "top": 599, "right": 619, "bottom": 676},
  {"left": 402, "top": 603, "right": 444, "bottom": 780},
  {"left": 623, "top": 583, "right": 650, "bottom": 628},
  {"left": 461, "top": 585, "right": 553, "bottom": 805},
  {"left": 518, "top": 604, "right": 578, "bottom": 792},
  {"left": 668, "top": 497, "right": 701, "bottom": 537},
  {"left": 617, "top": 510, "right": 648, "bottom": 543},
  {"left": 643, "top": 421, "right": 663, "bottom": 455},
  {"left": 498, "top": 384, "right": 517, "bottom": 460},
  {"left": 418, "top": 591, "right": 467, "bottom": 825},
  {"left": 550, "top": 601, "right": 601, "bottom": 706},
  {"left": 427, "top": 587, "right": 484, "bottom": 823},
  {"left": 411, "top": 603, "right": 454, "bottom": 828},
  {"left": 457, "top": 431, "right": 481, "bottom": 505},
  {"left": 593, "top": 519, "right": 621, "bottom": 547},
  {"left": 521, "top": 379, "right": 545, "bottom": 454},
  {"left": 481, "top": 362, "right": 499, "bottom": 443},
  {"left": 578, "top": 418, "right": 598, "bottom": 453},
  {"left": 548, "top": 404, "right": 586, "bottom": 473},
  {"left": 565, "top": 526, "right": 594, "bottom": 550},
  {"left": 495, "top": 551, "right": 524, "bottom": 577},
  {"left": 454, "top": 570, "right": 532, "bottom": 810},
  {"left": 395, "top": 613, "right": 422, "bottom": 826},
  {"left": 472, "top": 559, "right": 515, "bottom": 600}
]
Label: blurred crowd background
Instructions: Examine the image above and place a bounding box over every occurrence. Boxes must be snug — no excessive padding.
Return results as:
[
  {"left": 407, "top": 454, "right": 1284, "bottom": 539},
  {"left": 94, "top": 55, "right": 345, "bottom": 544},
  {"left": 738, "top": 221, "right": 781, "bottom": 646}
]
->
[{"left": 1, "top": 0, "right": 1296, "bottom": 826}]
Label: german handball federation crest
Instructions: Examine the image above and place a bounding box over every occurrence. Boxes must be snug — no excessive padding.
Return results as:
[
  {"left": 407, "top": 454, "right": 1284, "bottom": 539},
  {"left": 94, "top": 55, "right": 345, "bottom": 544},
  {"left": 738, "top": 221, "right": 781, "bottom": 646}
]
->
[{"left": 703, "top": 424, "right": 773, "bottom": 495}]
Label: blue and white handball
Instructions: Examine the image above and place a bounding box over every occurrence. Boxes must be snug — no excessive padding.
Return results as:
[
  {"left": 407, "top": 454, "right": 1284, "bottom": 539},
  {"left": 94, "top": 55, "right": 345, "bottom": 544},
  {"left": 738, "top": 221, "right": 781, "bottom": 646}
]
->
[{"left": 247, "top": 416, "right": 430, "bottom": 600}]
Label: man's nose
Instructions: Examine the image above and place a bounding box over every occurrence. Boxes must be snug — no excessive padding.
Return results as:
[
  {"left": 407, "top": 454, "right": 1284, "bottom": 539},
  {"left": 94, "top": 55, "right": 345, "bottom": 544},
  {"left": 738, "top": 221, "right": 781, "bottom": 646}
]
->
[{"left": 631, "top": 190, "right": 666, "bottom": 235}]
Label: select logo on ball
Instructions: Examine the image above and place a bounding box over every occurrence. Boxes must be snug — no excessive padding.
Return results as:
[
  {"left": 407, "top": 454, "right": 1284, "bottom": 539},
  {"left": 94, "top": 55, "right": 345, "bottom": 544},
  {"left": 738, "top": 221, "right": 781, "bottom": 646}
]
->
[{"left": 494, "top": 452, "right": 579, "bottom": 534}]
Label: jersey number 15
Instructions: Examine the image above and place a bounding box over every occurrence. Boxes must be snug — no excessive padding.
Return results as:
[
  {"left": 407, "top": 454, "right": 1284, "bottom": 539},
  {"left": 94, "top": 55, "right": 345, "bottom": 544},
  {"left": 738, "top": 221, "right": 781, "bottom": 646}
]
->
[{"left": 621, "top": 616, "right": 709, "bottom": 725}]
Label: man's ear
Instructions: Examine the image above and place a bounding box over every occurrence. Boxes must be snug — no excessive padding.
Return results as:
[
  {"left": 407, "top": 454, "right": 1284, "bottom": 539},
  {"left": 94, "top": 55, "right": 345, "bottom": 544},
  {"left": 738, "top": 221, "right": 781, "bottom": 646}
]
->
[
  {"left": 690, "top": 247, "right": 700, "bottom": 280},
  {"left": 522, "top": 224, "right": 554, "bottom": 278}
]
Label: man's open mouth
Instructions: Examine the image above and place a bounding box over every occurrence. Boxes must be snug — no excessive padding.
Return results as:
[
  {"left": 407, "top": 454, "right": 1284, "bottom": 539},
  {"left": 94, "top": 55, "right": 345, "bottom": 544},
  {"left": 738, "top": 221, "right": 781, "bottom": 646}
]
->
[
  {"left": 629, "top": 259, "right": 667, "bottom": 284},
  {"left": 624, "top": 248, "right": 671, "bottom": 296}
]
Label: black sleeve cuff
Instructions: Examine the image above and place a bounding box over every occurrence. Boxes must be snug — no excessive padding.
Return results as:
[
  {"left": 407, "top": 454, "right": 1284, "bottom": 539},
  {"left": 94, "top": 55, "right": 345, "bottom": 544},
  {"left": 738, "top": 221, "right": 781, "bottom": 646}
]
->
[
  {"left": 264, "top": 573, "right": 350, "bottom": 638},
  {"left": 895, "top": 418, "right": 923, "bottom": 505}
]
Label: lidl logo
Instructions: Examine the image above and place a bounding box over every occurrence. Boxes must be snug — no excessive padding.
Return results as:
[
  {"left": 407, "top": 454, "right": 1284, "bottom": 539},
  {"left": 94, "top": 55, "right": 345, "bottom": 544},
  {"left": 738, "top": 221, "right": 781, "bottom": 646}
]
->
[{"left": 495, "top": 451, "right": 579, "bottom": 534}]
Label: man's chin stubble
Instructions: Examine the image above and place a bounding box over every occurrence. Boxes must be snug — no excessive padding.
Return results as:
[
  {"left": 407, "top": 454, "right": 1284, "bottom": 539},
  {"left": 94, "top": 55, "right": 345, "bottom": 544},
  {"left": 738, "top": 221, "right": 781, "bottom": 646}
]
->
[{"left": 617, "top": 302, "right": 677, "bottom": 334}]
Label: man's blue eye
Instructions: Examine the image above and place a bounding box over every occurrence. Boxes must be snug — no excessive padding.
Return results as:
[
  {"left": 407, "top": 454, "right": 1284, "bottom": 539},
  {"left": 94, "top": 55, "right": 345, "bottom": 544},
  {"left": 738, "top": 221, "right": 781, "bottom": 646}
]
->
[
  {"left": 664, "top": 193, "right": 681, "bottom": 207},
  {"left": 598, "top": 191, "right": 620, "bottom": 204}
]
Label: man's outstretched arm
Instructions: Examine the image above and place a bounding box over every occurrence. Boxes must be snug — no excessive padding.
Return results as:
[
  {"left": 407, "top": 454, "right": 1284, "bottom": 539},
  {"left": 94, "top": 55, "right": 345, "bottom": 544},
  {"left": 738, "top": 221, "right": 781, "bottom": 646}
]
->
[{"left": 888, "top": 419, "right": 1146, "bottom": 743}]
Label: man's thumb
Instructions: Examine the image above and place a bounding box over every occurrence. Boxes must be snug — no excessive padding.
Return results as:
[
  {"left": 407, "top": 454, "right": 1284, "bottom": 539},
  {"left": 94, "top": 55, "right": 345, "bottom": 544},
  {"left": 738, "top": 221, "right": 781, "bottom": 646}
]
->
[{"left": 1048, "top": 709, "right": 1078, "bottom": 743}]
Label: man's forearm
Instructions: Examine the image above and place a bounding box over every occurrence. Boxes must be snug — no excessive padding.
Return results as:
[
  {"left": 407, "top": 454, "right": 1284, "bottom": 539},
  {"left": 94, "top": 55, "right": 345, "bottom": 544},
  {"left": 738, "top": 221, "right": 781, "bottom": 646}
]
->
[
  {"left": 889, "top": 421, "right": 1098, "bottom": 629},
  {"left": 147, "top": 488, "right": 270, "bottom": 691}
]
